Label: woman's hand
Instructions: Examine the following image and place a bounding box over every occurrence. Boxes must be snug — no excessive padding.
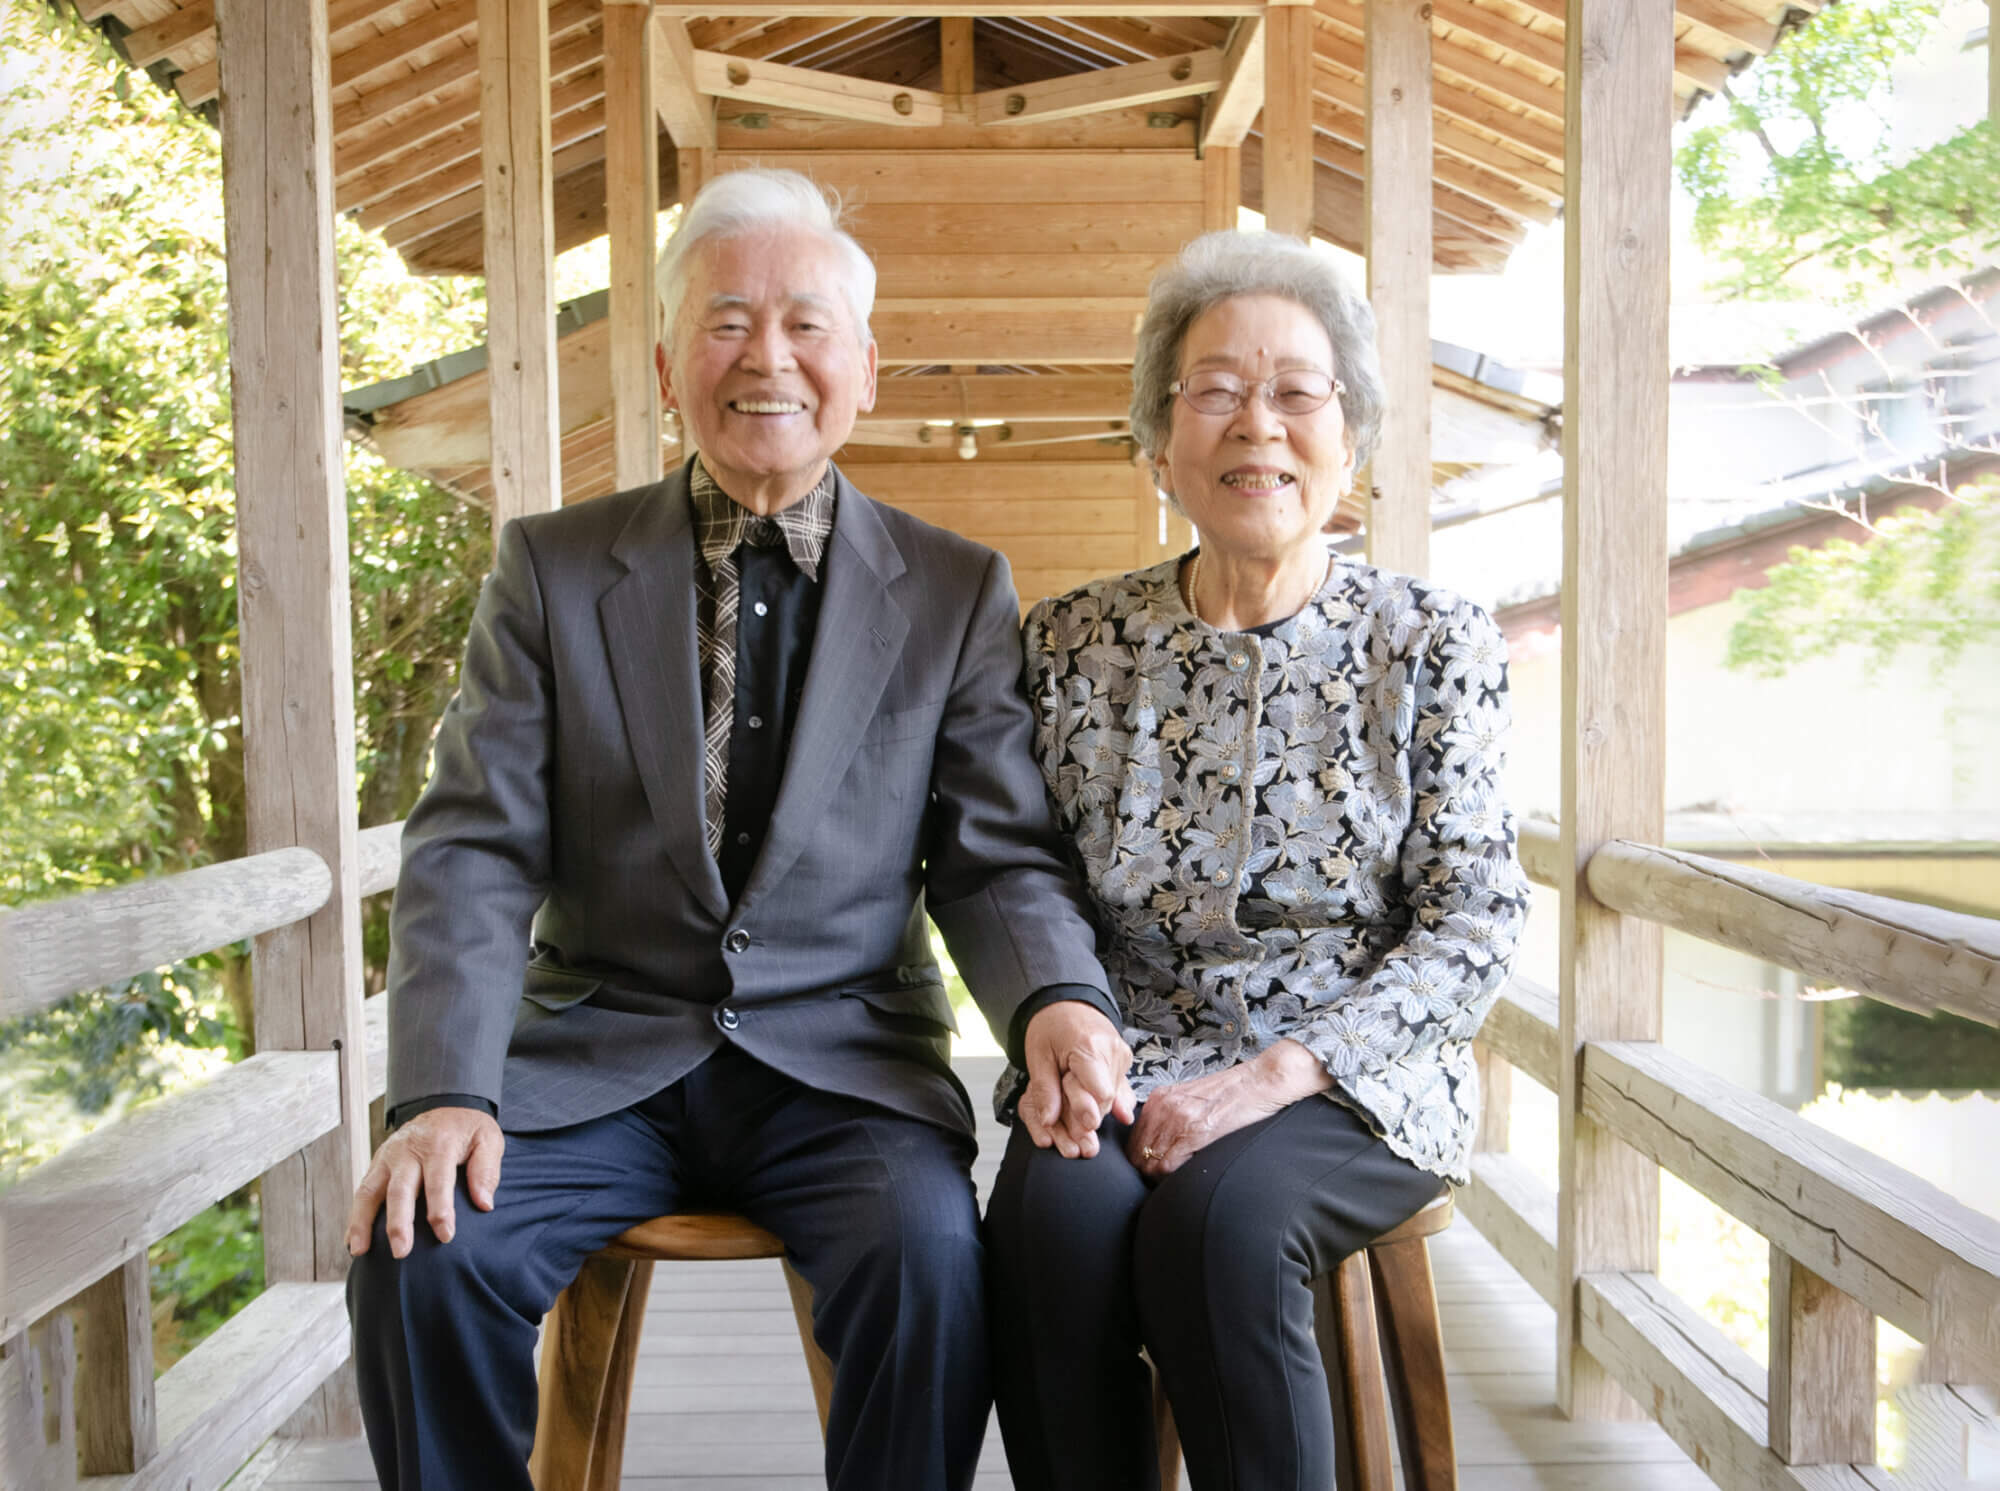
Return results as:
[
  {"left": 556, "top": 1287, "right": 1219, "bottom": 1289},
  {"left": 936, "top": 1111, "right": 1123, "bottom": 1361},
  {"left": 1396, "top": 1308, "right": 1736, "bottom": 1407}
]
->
[{"left": 1127, "top": 1039, "right": 1334, "bottom": 1177}]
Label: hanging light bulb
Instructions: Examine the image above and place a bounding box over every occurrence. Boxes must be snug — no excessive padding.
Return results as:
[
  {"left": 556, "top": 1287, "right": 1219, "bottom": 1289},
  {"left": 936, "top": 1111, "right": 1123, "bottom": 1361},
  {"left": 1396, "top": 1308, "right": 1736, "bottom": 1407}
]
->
[{"left": 956, "top": 425, "right": 977, "bottom": 461}]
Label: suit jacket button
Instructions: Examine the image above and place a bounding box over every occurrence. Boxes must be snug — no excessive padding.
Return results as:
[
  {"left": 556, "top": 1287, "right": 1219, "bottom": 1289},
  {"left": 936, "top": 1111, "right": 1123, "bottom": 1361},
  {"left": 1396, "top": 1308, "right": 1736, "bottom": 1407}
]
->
[
  {"left": 718, "top": 1008, "right": 740, "bottom": 1031},
  {"left": 725, "top": 929, "right": 751, "bottom": 953}
]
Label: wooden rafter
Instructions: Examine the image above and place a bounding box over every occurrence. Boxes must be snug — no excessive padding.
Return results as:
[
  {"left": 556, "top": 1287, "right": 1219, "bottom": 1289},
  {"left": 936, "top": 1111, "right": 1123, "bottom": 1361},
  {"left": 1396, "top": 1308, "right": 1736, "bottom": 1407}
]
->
[
  {"left": 974, "top": 48, "right": 1221, "bottom": 125},
  {"left": 691, "top": 49, "right": 946, "bottom": 126},
  {"left": 1200, "top": 16, "right": 1263, "bottom": 151}
]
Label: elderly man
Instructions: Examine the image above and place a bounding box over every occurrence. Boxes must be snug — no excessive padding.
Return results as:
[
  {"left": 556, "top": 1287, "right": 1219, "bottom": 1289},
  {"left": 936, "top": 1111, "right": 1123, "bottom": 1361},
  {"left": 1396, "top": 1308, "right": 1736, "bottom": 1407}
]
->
[{"left": 343, "top": 169, "right": 1132, "bottom": 1491}]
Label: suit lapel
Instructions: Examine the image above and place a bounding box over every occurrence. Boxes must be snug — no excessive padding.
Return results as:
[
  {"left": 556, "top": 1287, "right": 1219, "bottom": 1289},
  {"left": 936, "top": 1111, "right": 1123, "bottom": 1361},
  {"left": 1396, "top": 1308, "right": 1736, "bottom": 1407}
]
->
[
  {"left": 600, "top": 469, "right": 731, "bottom": 922},
  {"left": 734, "top": 472, "right": 909, "bottom": 916}
]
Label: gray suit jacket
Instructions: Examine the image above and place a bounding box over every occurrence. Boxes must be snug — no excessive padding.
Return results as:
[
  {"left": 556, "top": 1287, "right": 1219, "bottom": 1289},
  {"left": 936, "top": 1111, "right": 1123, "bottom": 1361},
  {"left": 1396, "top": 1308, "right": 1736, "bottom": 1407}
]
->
[{"left": 384, "top": 462, "right": 1110, "bottom": 1137}]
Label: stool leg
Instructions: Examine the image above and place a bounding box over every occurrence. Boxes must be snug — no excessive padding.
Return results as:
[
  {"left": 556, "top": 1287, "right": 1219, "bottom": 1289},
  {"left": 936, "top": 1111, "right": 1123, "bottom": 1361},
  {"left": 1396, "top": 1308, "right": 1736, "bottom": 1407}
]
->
[
  {"left": 1152, "top": 1363, "right": 1182, "bottom": 1490},
  {"left": 1370, "top": 1239, "right": 1456, "bottom": 1491},
  {"left": 530, "top": 1255, "right": 654, "bottom": 1491},
  {"left": 1321, "top": 1257, "right": 1394, "bottom": 1491},
  {"left": 780, "top": 1258, "right": 837, "bottom": 1436}
]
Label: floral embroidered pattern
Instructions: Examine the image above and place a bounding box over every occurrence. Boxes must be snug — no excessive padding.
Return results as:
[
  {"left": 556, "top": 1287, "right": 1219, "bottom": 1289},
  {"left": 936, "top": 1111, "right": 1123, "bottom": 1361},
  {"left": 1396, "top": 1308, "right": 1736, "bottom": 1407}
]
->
[{"left": 1013, "top": 554, "right": 1530, "bottom": 1183}]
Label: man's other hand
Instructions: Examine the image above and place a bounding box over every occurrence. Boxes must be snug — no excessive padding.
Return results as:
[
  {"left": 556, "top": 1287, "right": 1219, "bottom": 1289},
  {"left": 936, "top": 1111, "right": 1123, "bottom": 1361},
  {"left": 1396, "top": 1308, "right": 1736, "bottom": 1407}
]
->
[
  {"left": 1019, "top": 1002, "right": 1135, "bottom": 1159},
  {"left": 345, "top": 1106, "right": 504, "bottom": 1259}
]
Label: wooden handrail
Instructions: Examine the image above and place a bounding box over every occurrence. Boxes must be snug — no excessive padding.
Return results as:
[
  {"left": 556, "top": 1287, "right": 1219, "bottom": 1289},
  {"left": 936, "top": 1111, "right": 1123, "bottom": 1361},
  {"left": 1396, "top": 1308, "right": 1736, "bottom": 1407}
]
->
[
  {"left": 1586, "top": 838, "right": 2000, "bottom": 1029},
  {"left": 0, "top": 1051, "right": 341, "bottom": 1340},
  {"left": 358, "top": 819, "right": 405, "bottom": 899},
  {"left": 1517, "top": 816, "right": 1560, "bottom": 888},
  {"left": 1581, "top": 1038, "right": 2000, "bottom": 1380},
  {"left": 0, "top": 848, "right": 332, "bottom": 1021}
]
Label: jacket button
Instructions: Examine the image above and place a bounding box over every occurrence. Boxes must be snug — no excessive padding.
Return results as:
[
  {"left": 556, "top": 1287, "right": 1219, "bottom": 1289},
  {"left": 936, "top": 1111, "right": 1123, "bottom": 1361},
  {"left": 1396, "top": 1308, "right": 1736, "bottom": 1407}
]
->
[
  {"left": 725, "top": 929, "right": 751, "bottom": 953},
  {"left": 718, "top": 1008, "right": 740, "bottom": 1031}
]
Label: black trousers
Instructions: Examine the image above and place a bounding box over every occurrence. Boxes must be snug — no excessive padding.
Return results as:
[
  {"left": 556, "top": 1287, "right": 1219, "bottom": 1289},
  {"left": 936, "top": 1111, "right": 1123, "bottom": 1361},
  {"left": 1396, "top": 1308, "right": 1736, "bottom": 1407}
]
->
[
  {"left": 346, "top": 1044, "right": 987, "bottom": 1491},
  {"left": 985, "top": 1095, "right": 1444, "bottom": 1491}
]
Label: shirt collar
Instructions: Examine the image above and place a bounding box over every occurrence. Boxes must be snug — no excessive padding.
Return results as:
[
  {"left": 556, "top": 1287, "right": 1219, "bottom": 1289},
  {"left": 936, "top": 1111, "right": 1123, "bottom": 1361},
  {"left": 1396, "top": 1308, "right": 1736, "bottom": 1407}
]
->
[{"left": 689, "top": 458, "right": 837, "bottom": 583}]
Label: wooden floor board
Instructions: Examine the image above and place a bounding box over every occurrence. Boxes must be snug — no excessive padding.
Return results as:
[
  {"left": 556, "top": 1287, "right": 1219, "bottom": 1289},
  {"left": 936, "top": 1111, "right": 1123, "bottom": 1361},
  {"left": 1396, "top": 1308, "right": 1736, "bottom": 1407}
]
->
[{"left": 264, "top": 1055, "right": 1717, "bottom": 1491}]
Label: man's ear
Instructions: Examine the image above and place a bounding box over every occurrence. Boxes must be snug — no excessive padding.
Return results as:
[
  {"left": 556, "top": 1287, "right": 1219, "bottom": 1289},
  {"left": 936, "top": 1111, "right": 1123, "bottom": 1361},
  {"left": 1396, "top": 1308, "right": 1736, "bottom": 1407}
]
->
[
  {"left": 858, "top": 336, "right": 879, "bottom": 414},
  {"left": 656, "top": 342, "right": 673, "bottom": 406}
]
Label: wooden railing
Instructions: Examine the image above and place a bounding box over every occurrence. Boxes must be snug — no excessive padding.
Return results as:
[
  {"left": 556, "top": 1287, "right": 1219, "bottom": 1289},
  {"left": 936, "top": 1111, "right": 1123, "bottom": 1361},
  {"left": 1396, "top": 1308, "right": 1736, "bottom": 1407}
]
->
[
  {"left": 0, "top": 823, "right": 403, "bottom": 1491},
  {"left": 3, "top": 817, "right": 1996, "bottom": 1489},
  {"left": 1465, "top": 819, "right": 2000, "bottom": 1491}
]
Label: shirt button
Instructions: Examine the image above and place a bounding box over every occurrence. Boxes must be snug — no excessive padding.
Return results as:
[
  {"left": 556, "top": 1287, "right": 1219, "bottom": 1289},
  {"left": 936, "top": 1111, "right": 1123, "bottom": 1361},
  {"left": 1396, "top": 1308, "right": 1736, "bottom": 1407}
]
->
[
  {"left": 747, "top": 715, "right": 764, "bottom": 730},
  {"left": 1227, "top": 650, "right": 1249, "bottom": 673},
  {"left": 1221, "top": 1020, "right": 1237, "bottom": 1035},
  {"left": 718, "top": 1008, "right": 740, "bottom": 1031},
  {"left": 1210, "top": 867, "right": 1231, "bottom": 887},
  {"left": 736, "top": 832, "right": 751, "bottom": 847},
  {"left": 1220, "top": 761, "right": 1242, "bottom": 782},
  {"left": 725, "top": 929, "right": 751, "bottom": 953},
  {"left": 753, "top": 601, "right": 769, "bottom": 617}
]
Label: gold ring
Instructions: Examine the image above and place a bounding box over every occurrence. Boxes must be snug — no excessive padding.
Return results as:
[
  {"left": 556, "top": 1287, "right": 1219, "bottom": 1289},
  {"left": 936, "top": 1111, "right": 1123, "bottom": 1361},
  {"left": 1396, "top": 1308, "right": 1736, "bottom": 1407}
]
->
[{"left": 1141, "top": 1146, "right": 1159, "bottom": 1160}]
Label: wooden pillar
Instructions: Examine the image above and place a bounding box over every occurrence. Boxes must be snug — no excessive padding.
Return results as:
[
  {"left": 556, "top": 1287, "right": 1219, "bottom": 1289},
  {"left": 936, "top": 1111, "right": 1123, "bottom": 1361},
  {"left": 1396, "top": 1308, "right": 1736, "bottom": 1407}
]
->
[
  {"left": 1202, "top": 143, "right": 1241, "bottom": 234},
  {"left": 480, "top": 0, "right": 561, "bottom": 524},
  {"left": 216, "top": 0, "right": 368, "bottom": 1436},
  {"left": 940, "top": 16, "right": 975, "bottom": 102},
  {"left": 1555, "top": 0, "right": 1671, "bottom": 1423},
  {"left": 605, "top": 1, "right": 661, "bottom": 492},
  {"left": 1769, "top": 1248, "right": 1876, "bottom": 1464},
  {"left": 1364, "top": 0, "right": 1433, "bottom": 577},
  {"left": 1262, "top": 2, "right": 1316, "bottom": 240}
]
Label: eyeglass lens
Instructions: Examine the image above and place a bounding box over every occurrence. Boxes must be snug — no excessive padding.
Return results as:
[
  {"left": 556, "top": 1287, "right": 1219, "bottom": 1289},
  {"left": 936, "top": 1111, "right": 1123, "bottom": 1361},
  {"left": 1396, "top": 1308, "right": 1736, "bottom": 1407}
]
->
[{"left": 1178, "top": 370, "right": 1337, "bottom": 415}]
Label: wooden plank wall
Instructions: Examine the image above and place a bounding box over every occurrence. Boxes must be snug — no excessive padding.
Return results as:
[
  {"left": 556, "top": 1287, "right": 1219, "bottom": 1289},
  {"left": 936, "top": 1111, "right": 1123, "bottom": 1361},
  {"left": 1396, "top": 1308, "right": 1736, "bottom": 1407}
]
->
[{"left": 839, "top": 444, "right": 1184, "bottom": 613}]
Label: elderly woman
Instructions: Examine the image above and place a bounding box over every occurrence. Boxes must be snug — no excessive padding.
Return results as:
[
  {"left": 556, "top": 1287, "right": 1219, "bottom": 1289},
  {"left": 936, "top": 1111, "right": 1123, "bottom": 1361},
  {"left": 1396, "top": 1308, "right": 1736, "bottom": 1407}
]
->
[{"left": 984, "top": 230, "right": 1531, "bottom": 1491}]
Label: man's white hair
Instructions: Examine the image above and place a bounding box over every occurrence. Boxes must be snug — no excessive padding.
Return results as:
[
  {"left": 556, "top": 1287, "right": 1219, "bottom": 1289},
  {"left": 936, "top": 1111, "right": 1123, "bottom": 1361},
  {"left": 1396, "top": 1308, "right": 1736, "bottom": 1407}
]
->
[{"left": 654, "top": 168, "right": 877, "bottom": 351}]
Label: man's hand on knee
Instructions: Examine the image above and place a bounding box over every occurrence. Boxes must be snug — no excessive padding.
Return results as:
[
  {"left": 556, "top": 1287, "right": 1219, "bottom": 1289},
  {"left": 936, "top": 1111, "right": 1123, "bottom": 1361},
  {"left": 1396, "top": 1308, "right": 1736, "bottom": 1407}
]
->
[
  {"left": 1020, "top": 1002, "right": 1136, "bottom": 1160},
  {"left": 345, "top": 1106, "right": 504, "bottom": 1259}
]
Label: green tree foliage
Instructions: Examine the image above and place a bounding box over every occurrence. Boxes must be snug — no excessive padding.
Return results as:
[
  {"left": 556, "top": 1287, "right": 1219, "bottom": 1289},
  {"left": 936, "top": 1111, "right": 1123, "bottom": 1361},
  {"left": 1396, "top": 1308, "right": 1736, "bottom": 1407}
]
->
[
  {"left": 1726, "top": 478, "right": 2000, "bottom": 675},
  {"left": 1, "top": 6, "right": 489, "bottom": 1170},
  {"left": 1676, "top": 0, "right": 1999, "bottom": 299}
]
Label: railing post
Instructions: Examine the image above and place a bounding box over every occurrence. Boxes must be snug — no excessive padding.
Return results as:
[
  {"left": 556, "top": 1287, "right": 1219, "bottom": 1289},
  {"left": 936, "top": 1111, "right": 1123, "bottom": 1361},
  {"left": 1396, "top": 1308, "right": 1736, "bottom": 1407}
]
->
[
  {"left": 71, "top": 1254, "right": 157, "bottom": 1474},
  {"left": 1769, "top": 1246, "right": 1876, "bottom": 1465},
  {"left": 1556, "top": 0, "right": 1673, "bottom": 1422},
  {"left": 1363, "top": 0, "right": 1432, "bottom": 577},
  {"left": 216, "top": 0, "right": 369, "bottom": 1437},
  {"left": 0, "top": 1317, "right": 76, "bottom": 1490}
]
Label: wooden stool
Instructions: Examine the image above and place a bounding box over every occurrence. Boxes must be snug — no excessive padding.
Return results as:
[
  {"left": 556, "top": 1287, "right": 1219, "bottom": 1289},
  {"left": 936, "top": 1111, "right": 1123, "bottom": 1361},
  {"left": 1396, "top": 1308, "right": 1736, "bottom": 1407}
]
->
[
  {"left": 1156, "top": 1189, "right": 1457, "bottom": 1491},
  {"left": 528, "top": 1213, "right": 833, "bottom": 1491}
]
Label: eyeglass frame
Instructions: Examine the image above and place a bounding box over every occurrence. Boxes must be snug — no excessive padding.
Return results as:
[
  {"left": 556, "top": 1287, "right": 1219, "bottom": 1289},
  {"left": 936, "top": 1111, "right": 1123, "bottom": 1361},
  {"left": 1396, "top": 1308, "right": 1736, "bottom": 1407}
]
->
[{"left": 1167, "top": 368, "right": 1348, "bottom": 418}]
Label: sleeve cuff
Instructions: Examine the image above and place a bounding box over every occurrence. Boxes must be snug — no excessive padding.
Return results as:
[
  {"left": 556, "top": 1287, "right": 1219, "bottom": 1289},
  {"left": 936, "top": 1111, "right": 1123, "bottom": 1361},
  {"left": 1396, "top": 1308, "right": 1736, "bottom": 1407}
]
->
[
  {"left": 1006, "top": 983, "right": 1124, "bottom": 1068},
  {"left": 387, "top": 1093, "right": 497, "bottom": 1131}
]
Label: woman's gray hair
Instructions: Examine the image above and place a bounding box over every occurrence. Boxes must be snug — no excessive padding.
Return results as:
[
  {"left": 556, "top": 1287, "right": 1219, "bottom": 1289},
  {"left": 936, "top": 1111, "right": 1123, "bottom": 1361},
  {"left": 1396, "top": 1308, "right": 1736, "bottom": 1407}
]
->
[
  {"left": 1129, "top": 230, "right": 1384, "bottom": 468},
  {"left": 654, "top": 168, "right": 877, "bottom": 351}
]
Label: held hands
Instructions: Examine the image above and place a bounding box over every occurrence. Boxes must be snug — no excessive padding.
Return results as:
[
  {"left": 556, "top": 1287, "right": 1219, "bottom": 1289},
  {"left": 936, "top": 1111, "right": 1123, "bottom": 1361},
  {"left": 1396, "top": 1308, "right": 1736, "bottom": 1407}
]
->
[
  {"left": 1127, "top": 1038, "right": 1333, "bottom": 1178},
  {"left": 1019, "top": 1001, "right": 1136, "bottom": 1159},
  {"left": 344, "top": 1105, "right": 505, "bottom": 1259}
]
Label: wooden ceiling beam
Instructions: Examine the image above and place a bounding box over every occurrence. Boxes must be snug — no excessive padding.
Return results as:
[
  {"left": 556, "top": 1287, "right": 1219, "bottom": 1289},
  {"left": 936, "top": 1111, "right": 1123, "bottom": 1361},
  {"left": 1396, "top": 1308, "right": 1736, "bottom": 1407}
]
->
[
  {"left": 362, "top": 93, "right": 605, "bottom": 235},
  {"left": 1312, "top": 40, "right": 1564, "bottom": 163},
  {"left": 974, "top": 48, "right": 1220, "bottom": 126},
  {"left": 652, "top": 16, "right": 717, "bottom": 147},
  {"left": 331, "top": 0, "right": 477, "bottom": 95},
  {"left": 1314, "top": 7, "right": 1563, "bottom": 124},
  {"left": 1309, "top": 97, "right": 1551, "bottom": 223},
  {"left": 1309, "top": 62, "right": 1560, "bottom": 198},
  {"left": 336, "top": 29, "right": 599, "bottom": 181},
  {"left": 1673, "top": 0, "right": 1787, "bottom": 52},
  {"left": 691, "top": 48, "right": 946, "bottom": 126},
  {"left": 655, "top": 3, "right": 1263, "bottom": 14},
  {"left": 1312, "top": 131, "right": 1526, "bottom": 244},
  {"left": 995, "top": 16, "right": 1151, "bottom": 66},
  {"left": 1200, "top": 16, "right": 1263, "bottom": 150},
  {"left": 1240, "top": 134, "right": 1513, "bottom": 272},
  {"left": 121, "top": 0, "right": 214, "bottom": 70},
  {"left": 330, "top": 0, "right": 595, "bottom": 138},
  {"left": 730, "top": 17, "right": 877, "bottom": 63},
  {"left": 1493, "top": 0, "right": 1743, "bottom": 94}
]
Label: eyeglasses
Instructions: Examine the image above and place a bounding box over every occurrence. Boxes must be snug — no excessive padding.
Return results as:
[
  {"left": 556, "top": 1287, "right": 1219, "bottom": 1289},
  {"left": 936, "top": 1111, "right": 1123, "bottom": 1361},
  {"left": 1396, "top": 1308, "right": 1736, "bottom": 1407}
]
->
[{"left": 1169, "top": 369, "right": 1345, "bottom": 417}]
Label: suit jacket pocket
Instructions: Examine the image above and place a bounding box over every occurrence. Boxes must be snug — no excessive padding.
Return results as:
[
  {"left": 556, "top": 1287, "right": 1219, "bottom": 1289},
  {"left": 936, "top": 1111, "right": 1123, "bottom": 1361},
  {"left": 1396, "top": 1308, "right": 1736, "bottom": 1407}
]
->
[
  {"left": 522, "top": 963, "right": 605, "bottom": 1012},
  {"left": 841, "top": 979, "right": 960, "bottom": 1033}
]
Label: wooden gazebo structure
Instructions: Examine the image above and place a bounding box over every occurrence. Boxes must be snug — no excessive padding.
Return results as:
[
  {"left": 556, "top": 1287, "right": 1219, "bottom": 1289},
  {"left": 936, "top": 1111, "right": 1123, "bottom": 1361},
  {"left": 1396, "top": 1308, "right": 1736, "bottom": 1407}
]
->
[{"left": 4, "top": 3, "right": 1999, "bottom": 1490}]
